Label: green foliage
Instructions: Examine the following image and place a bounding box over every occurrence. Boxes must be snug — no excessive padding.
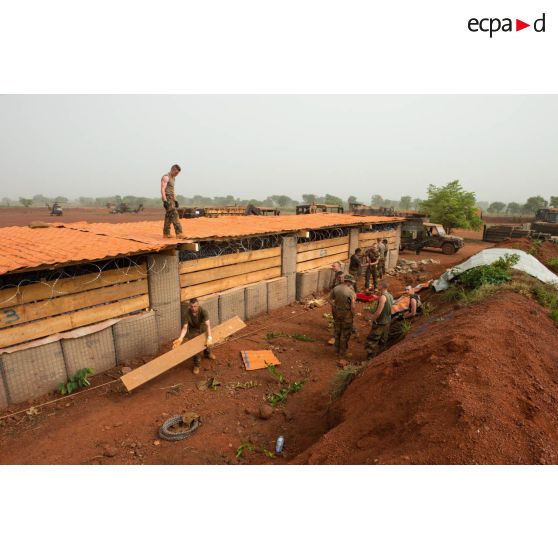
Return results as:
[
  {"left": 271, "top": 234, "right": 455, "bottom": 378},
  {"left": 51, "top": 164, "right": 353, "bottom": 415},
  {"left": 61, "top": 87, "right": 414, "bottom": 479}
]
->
[
  {"left": 235, "top": 442, "right": 276, "bottom": 460},
  {"left": 419, "top": 180, "right": 483, "bottom": 233},
  {"left": 266, "top": 363, "right": 285, "bottom": 384},
  {"left": 550, "top": 196, "right": 558, "bottom": 209},
  {"left": 230, "top": 380, "right": 260, "bottom": 390},
  {"left": 506, "top": 202, "right": 523, "bottom": 215},
  {"left": 58, "top": 368, "right": 93, "bottom": 395},
  {"left": 290, "top": 333, "right": 317, "bottom": 342},
  {"left": 19, "top": 197, "right": 32, "bottom": 208},
  {"left": 266, "top": 379, "right": 307, "bottom": 407},
  {"left": 533, "top": 284, "right": 558, "bottom": 310},
  {"left": 527, "top": 240, "right": 542, "bottom": 256},
  {"left": 523, "top": 196, "right": 548, "bottom": 214},
  {"left": 550, "top": 309, "right": 558, "bottom": 323},
  {"left": 324, "top": 194, "right": 343, "bottom": 206},
  {"left": 266, "top": 331, "right": 288, "bottom": 340},
  {"left": 546, "top": 258, "right": 558, "bottom": 273},
  {"left": 399, "top": 196, "right": 412, "bottom": 210},
  {"left": 421, "top": 301, "right": 434, "bottom": 317},
  {"left": 456, "top": 254, "right": 520, "bottom": 289},
  {"left": 399, "top": 319, "right": 412, "bottom": 336},
  {"left": 488, "top": 201, "right": 506, "bottom": 214},
  {"left": 330, "top": 364, "right": 363, "bottom": 400}
]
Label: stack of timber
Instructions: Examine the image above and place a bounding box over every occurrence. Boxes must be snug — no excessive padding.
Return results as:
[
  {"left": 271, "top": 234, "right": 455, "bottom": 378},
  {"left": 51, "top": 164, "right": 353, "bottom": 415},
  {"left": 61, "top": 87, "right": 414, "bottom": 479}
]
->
[
  {"left": 295, "top": 236, "right": 349, "bottom": 273},
  {"left": 0, "top": 264, "right": 149, "bottom": 349},
  {"left": 179, "top": 248, "right": 282, "bottom": 300}
]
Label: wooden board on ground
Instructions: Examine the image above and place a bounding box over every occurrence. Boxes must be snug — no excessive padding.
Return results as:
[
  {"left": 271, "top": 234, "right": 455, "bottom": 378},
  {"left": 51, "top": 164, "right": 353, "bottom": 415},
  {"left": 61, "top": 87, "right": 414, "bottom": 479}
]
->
[
  {"left": 121, "top": 316, "right": 246, "bottom": 391},
  {"left": 241, "top": 350, "right": 280, "bottom": 371}
]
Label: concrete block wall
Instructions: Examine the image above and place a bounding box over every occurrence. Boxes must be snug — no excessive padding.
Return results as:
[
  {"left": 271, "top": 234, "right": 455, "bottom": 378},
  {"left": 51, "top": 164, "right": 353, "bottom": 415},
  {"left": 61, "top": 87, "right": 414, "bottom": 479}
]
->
[
  {"left": 281, "top": 235, "right": 297, "bottom": 303},
  {"left": 296, "top": 270, "right": 319, "bottom": 301},
  {"left": 317, "top": 267, "right": 334, "bottom": 292},
  {"left": 61, "top": 327, "right": 116, "bottom": 377},
  {"left": 245, "top": 283, "right": 268, "bottom": 319},
  {"left": 147, "top": 251, "right": 181, "bottom": 344},
  {"left": 1, "top": 342, "right": 68, "bottom": 405},
  {"left": 195, "top": 294, "right": 220, "bottom": 326},
  {"left": 267, "top": 277, "right": 288, "bottom": 312},
  {"left": 113, "top": 310, "right": 160, "bottom": 364},
  {"left": 349, "top": 228, "right": 360, "bottom": 256},
  {"left": 219, "top": 287, "right": 246, "bottom": 322}
]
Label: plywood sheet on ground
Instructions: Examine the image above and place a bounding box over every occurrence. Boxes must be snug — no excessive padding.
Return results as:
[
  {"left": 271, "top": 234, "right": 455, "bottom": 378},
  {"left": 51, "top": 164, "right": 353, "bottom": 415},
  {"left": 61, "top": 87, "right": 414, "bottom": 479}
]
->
[
  {"left": 241, "top": 350, "right": 281, "bottom": 371},
  {"left": 121, "top": 316, "right": 246, "bottom": 391}
]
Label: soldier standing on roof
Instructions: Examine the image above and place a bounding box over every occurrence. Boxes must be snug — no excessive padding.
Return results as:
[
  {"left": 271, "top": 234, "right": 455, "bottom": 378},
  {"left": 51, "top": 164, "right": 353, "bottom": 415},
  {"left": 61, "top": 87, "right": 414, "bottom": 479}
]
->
[
  {"left": 173, "top": 298, "right": 216, "bottom": 375},
  {"left": 365, "top": 280, "right": 394, "bottom": 359},
  {"left": 329, "top": 274, "right": 356, "bottom": 358},
  {"left": 161, "top": 164, "right": 186, "bottom": 239}
]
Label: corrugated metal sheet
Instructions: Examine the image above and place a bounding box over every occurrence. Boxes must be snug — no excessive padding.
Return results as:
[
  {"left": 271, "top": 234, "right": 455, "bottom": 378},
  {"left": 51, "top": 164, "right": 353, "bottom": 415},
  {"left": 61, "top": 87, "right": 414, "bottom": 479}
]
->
[{"left": 1, "top": 214, "right": 402, "bottom": 276}]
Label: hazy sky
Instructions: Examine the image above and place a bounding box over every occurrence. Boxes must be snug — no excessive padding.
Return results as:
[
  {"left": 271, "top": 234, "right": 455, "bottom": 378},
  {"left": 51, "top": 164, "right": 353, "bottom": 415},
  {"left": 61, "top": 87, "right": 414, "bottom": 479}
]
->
[{"left": 0, "top": 95, "right": 556, "bottom": 203}]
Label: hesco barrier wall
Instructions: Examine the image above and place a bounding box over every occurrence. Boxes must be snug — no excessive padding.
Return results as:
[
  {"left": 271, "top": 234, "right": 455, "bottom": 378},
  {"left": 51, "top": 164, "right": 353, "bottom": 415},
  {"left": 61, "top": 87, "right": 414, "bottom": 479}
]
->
[{"left": 0, "top": 221, "right": 402, "bottom": 409}]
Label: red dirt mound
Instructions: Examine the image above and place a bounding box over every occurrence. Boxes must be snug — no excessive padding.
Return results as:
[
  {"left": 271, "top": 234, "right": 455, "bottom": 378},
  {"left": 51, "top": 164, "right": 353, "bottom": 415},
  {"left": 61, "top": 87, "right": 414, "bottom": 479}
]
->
[
  {"left": 293, "top": 292, "right": 558, "bottom": 464},
  {"left": 498, "top": 238, "right": 558, "bottom": 265}
]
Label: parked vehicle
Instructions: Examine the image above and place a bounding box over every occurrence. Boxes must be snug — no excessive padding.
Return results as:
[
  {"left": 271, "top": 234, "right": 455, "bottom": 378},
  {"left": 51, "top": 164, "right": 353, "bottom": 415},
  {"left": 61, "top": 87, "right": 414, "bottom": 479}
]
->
[
  {"left": 531, "top": 208, "right": 558, "bottom": 236},
  {"left": 47, "top": 202, "right": 63, "bottom": 216},
  {"left": 400, "top": 219, "right": 464, "bottom": 255}
]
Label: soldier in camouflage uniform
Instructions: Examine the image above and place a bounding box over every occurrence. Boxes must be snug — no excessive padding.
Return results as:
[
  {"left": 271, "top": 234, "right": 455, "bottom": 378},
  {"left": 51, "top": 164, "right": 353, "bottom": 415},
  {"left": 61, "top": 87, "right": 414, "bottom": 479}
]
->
[
  {"left": 330, "top": 261, "right": 344, "bottom": 289},
  {"left": 378, "top": 239, "right": 388, "bottom": 277},
  {"left": 329, "top": 274, "right": 356, "bottom": 358},
  {"left": 173, "top": 298, "right": 216, "bottom": 374},
  {"left": 364, "top": 243, "right": 380, "bottom": 291},
  {"left": 161, "top": 164, "right": 185, "bottom": 238},
  {"left": 365, "top": 280, "right": 394, "bottom": 359}
]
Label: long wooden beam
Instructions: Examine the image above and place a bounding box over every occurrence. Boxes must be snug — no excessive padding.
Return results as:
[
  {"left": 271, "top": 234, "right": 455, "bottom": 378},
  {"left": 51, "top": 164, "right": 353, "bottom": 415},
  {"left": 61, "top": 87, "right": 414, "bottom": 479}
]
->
[
  {"left": 296, "top": 243, "right": 348, "bottom": 264},
  {"left": 121, "top": 316, "right": 246, "bottom": 391},
  {"left": 0, "top": 264, "right": 148, "bottom": 309},
  {"left": 179, "top": 247, "right": 280, "bottom": 274},
  {"left": 296, "top": 236, "right": 349, "bottom": 253}
]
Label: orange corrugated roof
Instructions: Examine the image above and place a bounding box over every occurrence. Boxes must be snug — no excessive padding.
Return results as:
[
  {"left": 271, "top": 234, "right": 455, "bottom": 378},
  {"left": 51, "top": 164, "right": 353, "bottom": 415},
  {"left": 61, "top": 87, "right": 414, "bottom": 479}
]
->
[
  {"left": 62, "top": 214, "right": 402, "bottom": 242},
  {"left": 1, "top": 214, "right": 402, "bottom": 275},
  {"left": 0, "top": 226, "right": 164, "bottom": 276}
]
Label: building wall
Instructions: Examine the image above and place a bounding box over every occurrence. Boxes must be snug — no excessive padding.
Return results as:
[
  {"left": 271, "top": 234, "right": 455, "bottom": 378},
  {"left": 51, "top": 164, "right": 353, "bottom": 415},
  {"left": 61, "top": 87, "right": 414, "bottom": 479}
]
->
[{"left": 0, "top": 223, "right": 402, "bottom": 410}]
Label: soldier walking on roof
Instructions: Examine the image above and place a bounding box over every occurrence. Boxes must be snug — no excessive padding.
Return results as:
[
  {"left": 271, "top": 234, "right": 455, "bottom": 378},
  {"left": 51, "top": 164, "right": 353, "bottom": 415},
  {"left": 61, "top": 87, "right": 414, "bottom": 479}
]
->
[{"left": 161, "top": 164, "right": 185, "bottom": 239}]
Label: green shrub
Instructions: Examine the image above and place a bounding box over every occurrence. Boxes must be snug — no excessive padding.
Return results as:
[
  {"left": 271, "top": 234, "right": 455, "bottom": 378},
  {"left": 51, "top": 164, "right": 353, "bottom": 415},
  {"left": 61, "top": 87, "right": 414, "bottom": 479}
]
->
[
  {"left": 546, "top": 258, "right": 558, "bottom": 273},
  {"left": 58, "top": 368, "right": 93, "bottom": 395},
  {"left": 456, "top": 254, "right": 520, "bottom": 289}
]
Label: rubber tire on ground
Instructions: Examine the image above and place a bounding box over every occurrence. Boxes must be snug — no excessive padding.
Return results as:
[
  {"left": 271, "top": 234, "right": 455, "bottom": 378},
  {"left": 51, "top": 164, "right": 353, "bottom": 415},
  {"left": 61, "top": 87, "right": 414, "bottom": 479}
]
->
[
  {"left": 158, "top": 415, "right": 201, "bottom": 442},
  {"left": 441, "top": 243, "right": 456, "bottom": 255}
]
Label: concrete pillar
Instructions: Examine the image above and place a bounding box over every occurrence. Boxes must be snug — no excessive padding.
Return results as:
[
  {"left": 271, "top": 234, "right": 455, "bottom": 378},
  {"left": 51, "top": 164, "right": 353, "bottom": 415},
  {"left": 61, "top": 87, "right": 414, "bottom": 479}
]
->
[
  {"left": 147, "top": 250, "right": 181, "bottom": 344},
  {"left": 281, "top": 235, "right": 297, "bottom": 303},
  {"left": 349, "top": 227, "right": 359, "bottom": 255}
]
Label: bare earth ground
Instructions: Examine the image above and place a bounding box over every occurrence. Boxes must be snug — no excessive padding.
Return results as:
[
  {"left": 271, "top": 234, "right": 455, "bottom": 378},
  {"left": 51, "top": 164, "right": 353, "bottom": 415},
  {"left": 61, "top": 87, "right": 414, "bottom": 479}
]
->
[
  {"left": 0, "top": 240, "right": 490, "bottom": 464},
  {"left": 0, "top": 207, "right": 166, "bottom": 227}
]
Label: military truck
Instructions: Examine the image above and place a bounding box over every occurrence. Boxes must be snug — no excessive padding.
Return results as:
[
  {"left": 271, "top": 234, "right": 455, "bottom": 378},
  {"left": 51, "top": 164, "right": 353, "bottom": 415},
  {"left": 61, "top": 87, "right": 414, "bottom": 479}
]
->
[
  {"left": 531, "top": 208, "right": 558, "bottom": 236},
  {"left": 400, "top": 219, "right": 464, "bottom": 255}
]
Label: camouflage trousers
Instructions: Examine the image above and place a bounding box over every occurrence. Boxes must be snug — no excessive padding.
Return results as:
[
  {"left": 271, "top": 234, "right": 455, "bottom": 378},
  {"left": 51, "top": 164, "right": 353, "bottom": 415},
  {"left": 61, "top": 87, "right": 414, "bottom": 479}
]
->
[
  {"left": 365, "top": 321, "right": 391, "bottom": 358},
  {"left": 188, "top": 329, "right": 211, "bottom": 365},
  {"left": 163, "top": 200, "right": 183, "bottom": 236},
  {"left": 379, "top": 257, "right": 386, "bottom": 278},
  {"left": 333, "top": 310, "right": 353, "bottom": 356},
  {"left": 365, "top": 265, "right": 378, "bottom": 290}
]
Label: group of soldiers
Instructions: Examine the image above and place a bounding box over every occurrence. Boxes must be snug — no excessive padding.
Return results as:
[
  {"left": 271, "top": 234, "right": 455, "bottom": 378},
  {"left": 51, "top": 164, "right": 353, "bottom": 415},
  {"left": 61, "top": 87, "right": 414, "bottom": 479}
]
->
[{"left": 329, "top": 239, "right": 420, "bottom": 361}]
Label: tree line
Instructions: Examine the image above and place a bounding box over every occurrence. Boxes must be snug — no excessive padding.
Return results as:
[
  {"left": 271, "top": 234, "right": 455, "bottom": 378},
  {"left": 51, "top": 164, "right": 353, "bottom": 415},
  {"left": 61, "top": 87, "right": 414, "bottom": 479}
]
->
[{"left": 477, "top": 196, "right": 558, "bottom": 215}]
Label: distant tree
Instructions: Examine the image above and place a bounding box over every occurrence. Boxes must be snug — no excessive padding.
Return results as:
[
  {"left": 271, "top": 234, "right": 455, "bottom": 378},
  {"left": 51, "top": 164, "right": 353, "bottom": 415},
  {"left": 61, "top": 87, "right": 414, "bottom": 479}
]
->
[
  {"left": 506, "top": 202, "right": 522, "bottom": 215},
  {"left": 371, "top": 194, "right": 383, "bottom": 206},
  {"left": 78, "top": 197, "right": 95, "bottom": 207},
  {"left": 550, "top": 196, "right": 558, "bottom": 208},
  {"left": 54, "top": 196, "right": 69, "bottom": 204},
  {"left": 32, "top": 194, "right": 50, "bottom": 205},
  {"left": 19, "top": 197, "right": 32, "bottom": 208},
  {"left": 399, "top": 196, "right": 412, "bottom": 210},
  {"left": 523, "top": 196, "right": 547, "bottom": 214},
  {"left": 476, "top": 200, "right": 490, "bottom": 211},
  {"left": 347, "top": 195, "right": 358, "bottom": 206},
  {"left": 419, "top": 180, "right": 482, "bottom": 233},
  {"left": 411, "top": 198, "right": 422, "bottom": 210},
  {"left": 302, "top": 194, "right": 317, "bottom": 204},
  {"left": 269, "top": 195, "right": 293, "bottom": 207},
  {"left": 324, "top": 194, "right": 343, "bottom": 206},
  {"left": 488, "top": 201, "right": 506, "bottom": 214}
]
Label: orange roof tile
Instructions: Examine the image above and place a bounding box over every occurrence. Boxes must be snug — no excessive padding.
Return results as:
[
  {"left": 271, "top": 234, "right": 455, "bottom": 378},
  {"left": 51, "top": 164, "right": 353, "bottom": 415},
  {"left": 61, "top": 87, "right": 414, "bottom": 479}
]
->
[
  {"left": 0, "top": 226, "right": 163, "bottom": 276},
  {"left": 1, "top": 214, "right": 402, "bottom": 275}
]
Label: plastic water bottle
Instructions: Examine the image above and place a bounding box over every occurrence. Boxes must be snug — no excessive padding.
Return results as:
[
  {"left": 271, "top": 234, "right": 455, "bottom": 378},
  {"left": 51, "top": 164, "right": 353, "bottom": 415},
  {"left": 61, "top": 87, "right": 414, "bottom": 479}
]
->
[{"left": 275, "top": 436, "right": 285, "bottom": 455}]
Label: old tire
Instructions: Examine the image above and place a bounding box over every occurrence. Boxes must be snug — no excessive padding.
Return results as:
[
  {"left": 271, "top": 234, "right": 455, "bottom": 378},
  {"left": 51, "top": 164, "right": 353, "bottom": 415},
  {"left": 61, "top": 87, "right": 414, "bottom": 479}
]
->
[
  {"left": 158, "top": 415, "right": 201, "bottom": 442},
  {"left": 441, "top": 243, "right": 456, "bottom": 255}
]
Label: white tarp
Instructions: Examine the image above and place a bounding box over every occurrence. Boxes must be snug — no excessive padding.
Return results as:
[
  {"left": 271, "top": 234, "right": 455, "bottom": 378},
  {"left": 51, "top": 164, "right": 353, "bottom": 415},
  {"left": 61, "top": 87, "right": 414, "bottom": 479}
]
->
[{"left": 432, "top": 248, "right": 558, "bottom": 292}]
